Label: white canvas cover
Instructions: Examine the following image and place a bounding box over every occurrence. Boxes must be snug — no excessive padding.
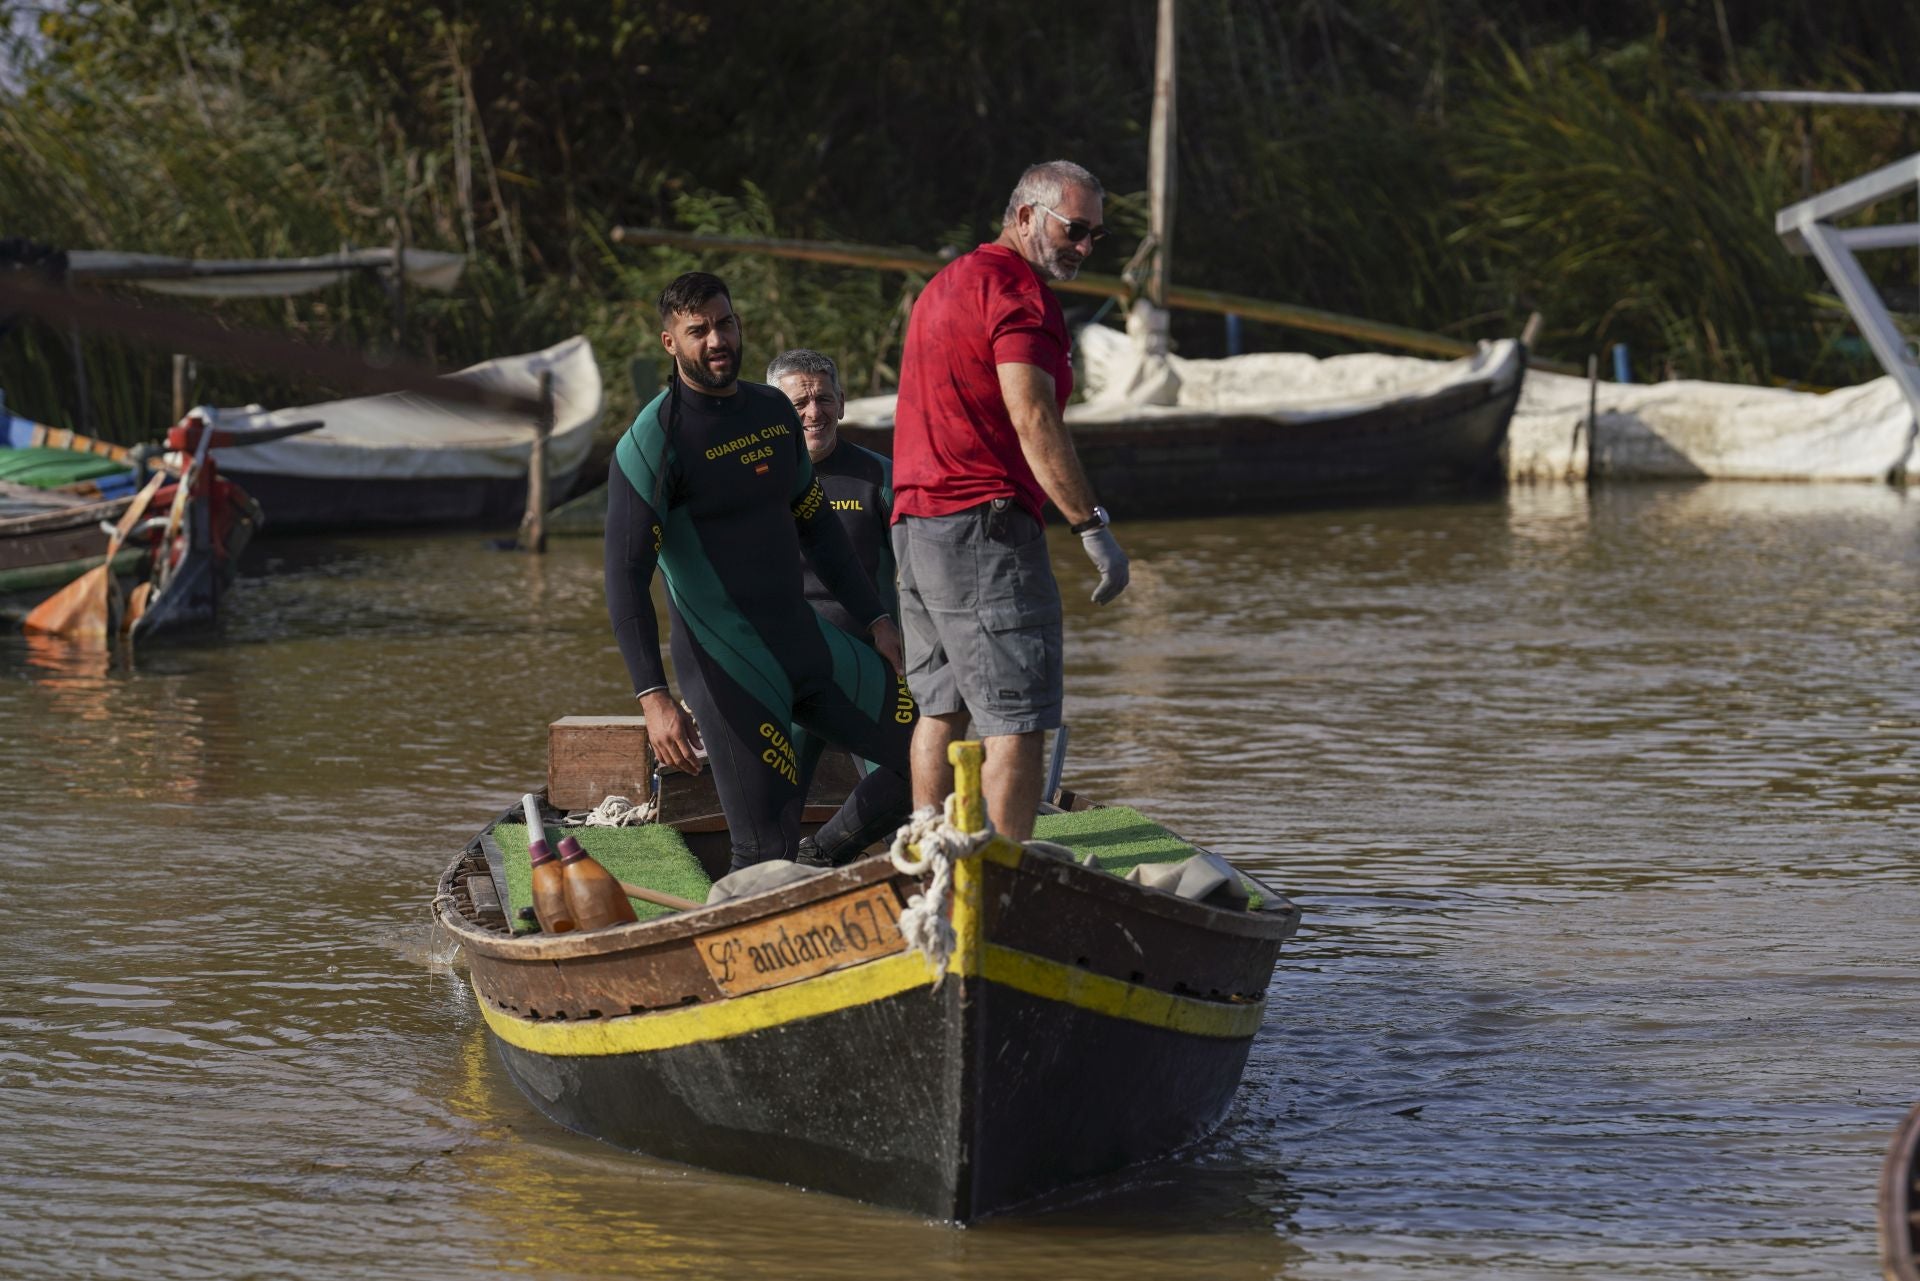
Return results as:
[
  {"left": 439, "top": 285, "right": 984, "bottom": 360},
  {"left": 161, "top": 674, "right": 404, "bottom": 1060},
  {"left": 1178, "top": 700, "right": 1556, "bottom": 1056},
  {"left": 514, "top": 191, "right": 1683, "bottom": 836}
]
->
[
  {"left": 207, "top": 335, "right": 603, "bottom": 483},
  {"left": 1072, "top": 309, "right": 1524, "bottom": 421},
  {"left": 840, "top": 307, "right": 1524, "bottom": 427},
  {"left": 1506, "top": 368, "right": 1917, "bottom": 482},
  {"left": 65, "top": 248, "right": 466, "bottom": 298}
]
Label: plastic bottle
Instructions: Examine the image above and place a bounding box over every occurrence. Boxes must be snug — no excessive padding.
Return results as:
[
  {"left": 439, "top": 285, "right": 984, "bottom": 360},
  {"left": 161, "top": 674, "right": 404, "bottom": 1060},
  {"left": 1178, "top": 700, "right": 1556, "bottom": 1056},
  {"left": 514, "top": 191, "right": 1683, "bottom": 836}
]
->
[
  {"left": 523, "top": 794, "right": 575, "bottom": 935},
  {"left": 559, "top": 834, "right": 639, "bottom": 930}
]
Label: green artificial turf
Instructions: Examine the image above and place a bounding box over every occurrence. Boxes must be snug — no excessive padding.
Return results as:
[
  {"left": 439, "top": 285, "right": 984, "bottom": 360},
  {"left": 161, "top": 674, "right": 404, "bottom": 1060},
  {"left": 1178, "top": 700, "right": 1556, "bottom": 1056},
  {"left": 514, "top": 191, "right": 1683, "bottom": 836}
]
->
[
  {"left": 493, "top": 822, "right": 714, "bottom": 932},
  {"left": 1032, "top": 807, "right": 1263, "bottom": 907},
  {"left": 1031, "top": 806, "right": 1204, "bottom": 875}
]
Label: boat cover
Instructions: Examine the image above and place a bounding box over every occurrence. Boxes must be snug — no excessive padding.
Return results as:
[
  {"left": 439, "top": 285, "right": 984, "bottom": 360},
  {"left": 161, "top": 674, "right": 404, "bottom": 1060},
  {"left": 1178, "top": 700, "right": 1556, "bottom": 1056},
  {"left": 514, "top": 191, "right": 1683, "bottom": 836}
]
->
[
  {"left": 1506, "top": 367, "right": 1918, "bottom": 483},
  {"left": 1071, "top": 308, "right": 1524, "bottom": 421},
  {"left": 206, "top": 336, "right": 604, "bottom": 482},
  {"left": 841, "top": 307, "right": 1524, "bottom": 426}
]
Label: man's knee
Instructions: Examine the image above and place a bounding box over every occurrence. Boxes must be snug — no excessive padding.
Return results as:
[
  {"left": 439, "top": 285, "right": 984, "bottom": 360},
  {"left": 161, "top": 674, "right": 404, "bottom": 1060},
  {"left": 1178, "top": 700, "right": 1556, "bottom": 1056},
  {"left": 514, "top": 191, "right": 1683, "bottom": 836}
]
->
[{"left": 983, "top": 729, "right": 1044, "bottom": 767}]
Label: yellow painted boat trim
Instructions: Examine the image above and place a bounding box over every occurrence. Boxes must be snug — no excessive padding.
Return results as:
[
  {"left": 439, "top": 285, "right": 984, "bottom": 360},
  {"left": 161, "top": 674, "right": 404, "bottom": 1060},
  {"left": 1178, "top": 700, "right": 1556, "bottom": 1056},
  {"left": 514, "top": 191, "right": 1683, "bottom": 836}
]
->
[
  {"left": 480, "top": 923, "right": 1262, "bottom": 1058},
  {"left": 478, "top": 950, "right": 939, "bottom": 1057},
  {"left": 974, "top": 942, "right": 1264, "bottom": 1039}
]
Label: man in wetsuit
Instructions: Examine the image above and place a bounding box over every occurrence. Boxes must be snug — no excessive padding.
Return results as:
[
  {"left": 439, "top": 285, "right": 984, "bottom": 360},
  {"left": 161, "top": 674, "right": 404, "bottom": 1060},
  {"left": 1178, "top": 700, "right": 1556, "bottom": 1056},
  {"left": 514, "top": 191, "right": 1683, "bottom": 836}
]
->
[
  {"left": 770, "top": 348, "right": 896, "bottom": 641},
  {"left": 604, "top": 272, "right": 916, "bottom": 872},
  {"left": 892, "top": 160, "right": 1130, "bottom": 842},
  {"left": 768, "top": 349, "right": 896, "bottom": 850}
]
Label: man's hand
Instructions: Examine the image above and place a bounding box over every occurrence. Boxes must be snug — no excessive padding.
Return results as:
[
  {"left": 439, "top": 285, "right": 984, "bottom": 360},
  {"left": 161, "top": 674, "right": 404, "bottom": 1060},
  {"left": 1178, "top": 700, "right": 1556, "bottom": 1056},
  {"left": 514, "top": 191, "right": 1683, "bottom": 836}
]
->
[
  {"left": 639, "top": 689, "right": 704, "bottom": 775},
  {"left": 1080, "top": 527, "right": 1130, "bottom": 604},
  {"left": 869, "top": 616, "right": 905, "bottom": 677}
]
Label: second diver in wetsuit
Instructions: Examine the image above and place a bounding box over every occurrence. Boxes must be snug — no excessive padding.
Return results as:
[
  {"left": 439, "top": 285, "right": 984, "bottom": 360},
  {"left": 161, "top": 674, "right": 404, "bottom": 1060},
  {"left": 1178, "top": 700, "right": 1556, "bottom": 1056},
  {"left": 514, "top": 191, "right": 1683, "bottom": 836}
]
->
[
  {"left": 604, "top": 272, "right": 917, "bottom": 872},
  {"left": 767, "top": 347, "right": 900, "bottom": 864}
]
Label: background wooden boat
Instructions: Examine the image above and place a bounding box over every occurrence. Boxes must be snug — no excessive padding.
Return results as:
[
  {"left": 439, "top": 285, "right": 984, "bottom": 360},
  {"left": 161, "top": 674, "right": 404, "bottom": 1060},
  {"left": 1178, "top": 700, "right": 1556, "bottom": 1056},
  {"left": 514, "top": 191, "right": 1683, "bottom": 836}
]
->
[
  {"left": 839, "top": 335, "right": 1526, "bottom": 517},
  {"left": 1881, "top": 1099, "right": 1920, "bottom": 1280},
  {"left": 0, "top": 486, "right": 143, "bottom": 598},
  {"left": 204, "top": 335, "right": 603, "bottom": 532},
  {"left": 0, "top": 413, "right": 299, "bottom": 637},
  {"left": 436, "top": 750, "right": 1300, "bottom": 1221}
]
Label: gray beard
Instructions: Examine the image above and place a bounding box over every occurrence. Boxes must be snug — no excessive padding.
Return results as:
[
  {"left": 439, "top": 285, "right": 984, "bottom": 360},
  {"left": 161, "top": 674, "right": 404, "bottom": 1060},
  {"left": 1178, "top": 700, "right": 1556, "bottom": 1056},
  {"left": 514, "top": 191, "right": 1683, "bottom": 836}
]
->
[{"left": 1027, "top": 225, "right": 1080, "bottom": 282}]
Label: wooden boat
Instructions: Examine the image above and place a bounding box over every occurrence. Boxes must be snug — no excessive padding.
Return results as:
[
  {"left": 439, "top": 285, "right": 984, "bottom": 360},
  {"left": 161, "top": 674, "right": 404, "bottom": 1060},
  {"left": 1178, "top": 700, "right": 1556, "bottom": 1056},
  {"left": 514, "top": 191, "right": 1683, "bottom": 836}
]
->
[
  {"left": 0, "top": 412, "right": 315, "bottom": 637},
  {"left": 204, "top": 335, "right": 604, "bottom": 531},
  {"left": 0, "top": 486, "right": 146, "bottom": 598},
  {"left": 1880, "top": 1100, "right": 1920, "bottom": 1280},
  {"left": 840, "top": 333, "right": 1526, "bottom": 517},
  {"left": 435, "top": 742, "right": 1300, "bottom": 1221}
]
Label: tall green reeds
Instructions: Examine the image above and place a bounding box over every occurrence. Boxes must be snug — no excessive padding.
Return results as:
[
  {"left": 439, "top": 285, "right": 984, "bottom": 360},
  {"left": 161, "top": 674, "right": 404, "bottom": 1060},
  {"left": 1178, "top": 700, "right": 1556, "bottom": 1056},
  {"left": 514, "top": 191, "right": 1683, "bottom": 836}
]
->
[{"left": 1, "top": 0, "right": 1916, "bottom": 442}]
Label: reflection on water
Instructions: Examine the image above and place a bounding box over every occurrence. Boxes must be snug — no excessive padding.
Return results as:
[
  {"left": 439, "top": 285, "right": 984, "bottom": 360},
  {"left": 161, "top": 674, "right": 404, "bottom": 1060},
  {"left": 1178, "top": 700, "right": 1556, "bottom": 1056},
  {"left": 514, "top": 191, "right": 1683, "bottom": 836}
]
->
[{"left": 3, "top": 487, "right": 1917, "bottom": 1279}]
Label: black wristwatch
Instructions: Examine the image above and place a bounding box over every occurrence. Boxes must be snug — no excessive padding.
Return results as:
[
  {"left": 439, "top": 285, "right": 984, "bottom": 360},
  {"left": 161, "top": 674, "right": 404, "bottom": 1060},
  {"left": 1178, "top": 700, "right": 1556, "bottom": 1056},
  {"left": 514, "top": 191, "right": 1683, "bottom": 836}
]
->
[{"left": 1069, "top": 506, "right": 1110, "bottom": 535}]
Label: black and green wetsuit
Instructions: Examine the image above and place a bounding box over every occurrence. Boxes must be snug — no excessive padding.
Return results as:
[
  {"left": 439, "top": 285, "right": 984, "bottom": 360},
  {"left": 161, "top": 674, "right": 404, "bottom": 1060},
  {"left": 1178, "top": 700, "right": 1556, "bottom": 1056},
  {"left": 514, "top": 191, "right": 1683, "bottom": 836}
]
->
[
  {"left": 793, "top": 439, "right": 898, "bottom": 799},
  {"left": 604, "top": 379, "right": 916, "bottom": 870},
  {"left": 800, "top": 440, "right": 896, "bottom": 633}
]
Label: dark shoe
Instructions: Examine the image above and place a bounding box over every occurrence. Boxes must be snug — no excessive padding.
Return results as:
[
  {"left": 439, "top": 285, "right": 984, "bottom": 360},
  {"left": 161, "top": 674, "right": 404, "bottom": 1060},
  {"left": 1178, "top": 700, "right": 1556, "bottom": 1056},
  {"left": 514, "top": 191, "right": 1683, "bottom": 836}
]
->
[{"left": 794, "top": 837, "right": 832, "bottom": 868}]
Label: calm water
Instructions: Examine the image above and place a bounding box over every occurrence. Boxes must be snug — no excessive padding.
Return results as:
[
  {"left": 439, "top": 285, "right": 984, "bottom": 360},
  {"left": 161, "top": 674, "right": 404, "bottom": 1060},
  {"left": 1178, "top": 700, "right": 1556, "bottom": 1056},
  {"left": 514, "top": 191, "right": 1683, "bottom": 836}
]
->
[{"left": 3, "top": 482, "right": 1917, "bottom": 1279}]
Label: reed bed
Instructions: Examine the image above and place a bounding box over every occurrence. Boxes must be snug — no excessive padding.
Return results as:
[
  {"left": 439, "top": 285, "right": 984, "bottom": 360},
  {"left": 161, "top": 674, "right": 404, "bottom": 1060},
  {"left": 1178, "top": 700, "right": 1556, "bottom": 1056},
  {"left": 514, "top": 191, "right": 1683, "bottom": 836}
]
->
[{"left": 1, "top": 3, "right": 1914, "bottom": 440}]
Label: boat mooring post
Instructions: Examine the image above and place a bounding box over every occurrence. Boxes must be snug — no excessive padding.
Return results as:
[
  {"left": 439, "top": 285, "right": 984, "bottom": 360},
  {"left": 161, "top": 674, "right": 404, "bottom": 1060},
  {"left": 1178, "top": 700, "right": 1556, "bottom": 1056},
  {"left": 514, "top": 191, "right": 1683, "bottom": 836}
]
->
[
  {"left": 518, "top": 370, "right": 554, "bottom": 553},
  {"left": 948, "top": 741, "right": 986, "bottom": 836},
  {"left": 1572, "top": 353, "right": 1599, "bottom": 484}
]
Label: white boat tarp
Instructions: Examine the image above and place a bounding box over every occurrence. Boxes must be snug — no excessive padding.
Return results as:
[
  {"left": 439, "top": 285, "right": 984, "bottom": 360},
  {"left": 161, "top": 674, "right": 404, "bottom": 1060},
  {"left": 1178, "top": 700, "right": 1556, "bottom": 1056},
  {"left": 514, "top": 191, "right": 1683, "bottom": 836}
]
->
[
  {"left": 1507, "top": 368, "right": 1918, "bottom": 483},
  {"left": 206, "top": 335, "right": 603, "bottom": 482},
  {"left": 841, "top": 308, "right": 1524, "bottom": 428},
  {"left": 65, "top": 248, "right": 466, "bottom": 299},
  {"left": 1072, "top": 308, "right": 1523, "bottom": 421}
]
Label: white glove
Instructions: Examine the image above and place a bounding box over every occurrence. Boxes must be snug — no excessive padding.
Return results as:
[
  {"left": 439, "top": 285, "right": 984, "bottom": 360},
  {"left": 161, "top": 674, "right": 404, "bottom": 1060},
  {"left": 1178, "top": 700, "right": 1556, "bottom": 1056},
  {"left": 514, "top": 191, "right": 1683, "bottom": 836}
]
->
[{"left": 1080, "top": 526, "right": 1130, "bottom": 604}]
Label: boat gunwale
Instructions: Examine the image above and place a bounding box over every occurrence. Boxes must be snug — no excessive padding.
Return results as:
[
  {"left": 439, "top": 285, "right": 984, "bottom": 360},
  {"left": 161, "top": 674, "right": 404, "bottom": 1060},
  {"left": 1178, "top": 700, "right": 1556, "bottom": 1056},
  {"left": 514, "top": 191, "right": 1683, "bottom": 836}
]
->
[
  {"left": 0, "top": 493, "right": 134, "bottom": 535},
  {"left": 436, "top": 809, "right": 1300, "bottom": 965}
]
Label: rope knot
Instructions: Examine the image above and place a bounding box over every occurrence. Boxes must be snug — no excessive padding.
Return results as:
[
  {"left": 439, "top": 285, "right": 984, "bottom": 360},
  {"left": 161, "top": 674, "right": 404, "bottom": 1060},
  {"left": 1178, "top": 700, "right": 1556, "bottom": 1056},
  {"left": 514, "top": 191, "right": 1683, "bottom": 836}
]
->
[{"left": 886, "top": 796, "right": 991, "bottom": 987}]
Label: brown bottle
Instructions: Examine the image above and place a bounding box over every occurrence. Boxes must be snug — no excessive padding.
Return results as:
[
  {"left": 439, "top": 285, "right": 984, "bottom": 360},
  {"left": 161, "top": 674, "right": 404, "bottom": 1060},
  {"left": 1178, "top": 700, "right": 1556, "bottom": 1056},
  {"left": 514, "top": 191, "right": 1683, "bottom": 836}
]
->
[
  {"left": 523, "top": 795, "right": 574, "bottom": 935},
  {"left": 559, "top": 835, "right": 638, "bottom": 930}
]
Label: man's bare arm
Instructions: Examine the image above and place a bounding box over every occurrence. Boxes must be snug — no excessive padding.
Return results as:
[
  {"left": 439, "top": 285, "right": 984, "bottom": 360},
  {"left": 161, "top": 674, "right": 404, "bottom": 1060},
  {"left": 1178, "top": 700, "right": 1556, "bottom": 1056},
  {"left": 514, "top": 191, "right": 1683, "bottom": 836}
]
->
[{"left": 997, "top": 362, "right": 1099, "bottom": 523}]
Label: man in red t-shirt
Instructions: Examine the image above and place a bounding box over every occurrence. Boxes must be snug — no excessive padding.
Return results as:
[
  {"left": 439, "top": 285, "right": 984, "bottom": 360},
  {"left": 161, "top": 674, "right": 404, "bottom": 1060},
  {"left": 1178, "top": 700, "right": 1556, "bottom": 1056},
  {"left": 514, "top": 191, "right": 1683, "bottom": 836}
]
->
[{"left": 890, "top": 159, "right": 1130, "bottom": 840}]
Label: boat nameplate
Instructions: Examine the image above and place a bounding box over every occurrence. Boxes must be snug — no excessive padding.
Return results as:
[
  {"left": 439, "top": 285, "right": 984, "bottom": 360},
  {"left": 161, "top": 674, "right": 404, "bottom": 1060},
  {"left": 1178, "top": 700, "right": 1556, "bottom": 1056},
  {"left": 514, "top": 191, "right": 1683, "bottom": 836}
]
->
[{"left": 697, "top": 884, "right": 906, "bottom": 996}]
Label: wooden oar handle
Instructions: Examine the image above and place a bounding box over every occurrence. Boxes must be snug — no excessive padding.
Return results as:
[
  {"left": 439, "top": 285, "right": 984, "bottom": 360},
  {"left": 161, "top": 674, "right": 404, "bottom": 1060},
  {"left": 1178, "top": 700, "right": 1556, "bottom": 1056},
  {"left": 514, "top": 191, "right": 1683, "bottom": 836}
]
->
[{"left": 617, "top": 880, "right": 702, "bottom": 913}]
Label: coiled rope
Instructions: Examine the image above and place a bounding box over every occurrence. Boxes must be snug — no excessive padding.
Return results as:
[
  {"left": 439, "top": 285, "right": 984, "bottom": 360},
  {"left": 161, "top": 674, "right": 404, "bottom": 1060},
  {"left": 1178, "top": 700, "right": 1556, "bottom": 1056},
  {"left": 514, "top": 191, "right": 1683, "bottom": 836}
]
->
[
  {"left": 886, "top": 795, "right": 992, "bottom": 986},
  {"left": 563, "top": 794, "right": 659, "bottom": 827}
]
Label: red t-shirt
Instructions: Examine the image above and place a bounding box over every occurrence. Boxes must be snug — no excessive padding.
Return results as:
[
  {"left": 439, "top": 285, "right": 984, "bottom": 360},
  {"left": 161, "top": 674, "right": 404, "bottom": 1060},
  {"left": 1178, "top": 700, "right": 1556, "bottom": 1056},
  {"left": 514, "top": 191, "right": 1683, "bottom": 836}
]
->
[{"left": 891, "top": 243, "right": 1071, "bottom": 522}]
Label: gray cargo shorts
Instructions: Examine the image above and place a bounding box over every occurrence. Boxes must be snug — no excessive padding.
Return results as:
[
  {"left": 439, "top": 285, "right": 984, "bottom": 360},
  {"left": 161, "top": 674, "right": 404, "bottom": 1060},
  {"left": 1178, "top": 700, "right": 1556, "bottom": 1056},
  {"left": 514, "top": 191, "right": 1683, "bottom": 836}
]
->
[{"left": 892, "top": 499, "right": 1063, "bottom": 737}]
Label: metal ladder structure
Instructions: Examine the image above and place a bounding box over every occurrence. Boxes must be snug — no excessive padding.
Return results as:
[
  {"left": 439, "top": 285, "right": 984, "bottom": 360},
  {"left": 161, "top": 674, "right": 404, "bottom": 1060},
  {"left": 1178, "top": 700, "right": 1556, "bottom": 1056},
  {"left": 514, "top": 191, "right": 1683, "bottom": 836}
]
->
[{"left": 1758, "top": 91, "right": 1920, "bottom": 475}]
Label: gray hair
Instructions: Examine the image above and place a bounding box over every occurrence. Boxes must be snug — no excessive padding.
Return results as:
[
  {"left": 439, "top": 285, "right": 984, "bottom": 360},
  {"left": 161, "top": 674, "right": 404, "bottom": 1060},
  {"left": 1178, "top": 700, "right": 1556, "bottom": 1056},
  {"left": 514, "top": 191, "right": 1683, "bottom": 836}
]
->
[
  {"left": 1003, "top": 160, "right": 1104, "bottom": 225},
  {"left": 765, "top": 348, "right": 841, "bottom": 392}
]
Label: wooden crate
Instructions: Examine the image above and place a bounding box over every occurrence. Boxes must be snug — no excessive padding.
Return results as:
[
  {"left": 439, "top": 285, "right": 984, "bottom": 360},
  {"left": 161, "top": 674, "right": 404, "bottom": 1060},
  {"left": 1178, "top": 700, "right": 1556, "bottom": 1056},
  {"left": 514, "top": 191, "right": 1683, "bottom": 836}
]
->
[{"left": 547, "top": 716, "right": 654, "bottom": 812}]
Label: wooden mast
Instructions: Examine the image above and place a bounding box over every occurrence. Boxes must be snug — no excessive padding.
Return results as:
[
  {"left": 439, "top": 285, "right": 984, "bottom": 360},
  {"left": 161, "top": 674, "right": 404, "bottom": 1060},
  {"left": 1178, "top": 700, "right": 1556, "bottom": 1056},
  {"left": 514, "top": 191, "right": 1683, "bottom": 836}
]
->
[{"left": 1146, "top": 0, "right": 1176, "bottom": 309}]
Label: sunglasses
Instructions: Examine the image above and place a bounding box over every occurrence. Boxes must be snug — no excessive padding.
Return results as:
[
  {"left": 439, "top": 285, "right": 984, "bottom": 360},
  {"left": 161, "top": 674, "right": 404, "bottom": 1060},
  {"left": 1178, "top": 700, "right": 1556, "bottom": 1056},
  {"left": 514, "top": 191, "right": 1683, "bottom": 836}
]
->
[{"left": 1037, "top": 204, "right": 1110, "bottom": 245}]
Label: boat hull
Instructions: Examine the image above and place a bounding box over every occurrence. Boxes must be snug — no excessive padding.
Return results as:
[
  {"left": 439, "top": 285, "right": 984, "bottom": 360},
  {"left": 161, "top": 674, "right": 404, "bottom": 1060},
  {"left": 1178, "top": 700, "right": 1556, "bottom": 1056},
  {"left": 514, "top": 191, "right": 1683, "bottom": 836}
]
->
[
  {"left": 841, "top": 347, "right": 1524, "bottom": 518},
  {"left": 485, "top": 965, "right": 1260, "bottom": 1220},
  {"left": 1065, "top": 375, "right": 1522, "bottom": 516},
  {"left": 215, "top": 467, "right": 583, "bottom": 533},
  {"left": 1881, "top": 1099, "right": 1920, "bottom": 1280},
  {"left": 444, "top": 811, "right": 1295, "bottom": 1221}
]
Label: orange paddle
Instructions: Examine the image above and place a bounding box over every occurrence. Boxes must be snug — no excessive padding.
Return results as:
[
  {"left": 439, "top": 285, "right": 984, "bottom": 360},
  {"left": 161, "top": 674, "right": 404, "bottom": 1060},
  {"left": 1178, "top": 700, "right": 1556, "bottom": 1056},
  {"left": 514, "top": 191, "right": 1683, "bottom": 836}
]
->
[{"left": 23, "top": 470, "right": 166, "bottom": 641}]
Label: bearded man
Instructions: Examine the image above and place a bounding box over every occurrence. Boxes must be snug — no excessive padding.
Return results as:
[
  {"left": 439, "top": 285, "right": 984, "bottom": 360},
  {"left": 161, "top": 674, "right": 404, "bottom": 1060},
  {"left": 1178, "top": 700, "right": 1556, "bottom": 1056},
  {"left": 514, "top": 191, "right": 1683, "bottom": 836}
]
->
[
  {"left": 890, "top": 160, "right": 1130, "bottom": 842},
  {"left": 604, "top": 272, "right": 915, "bottom": 871}
]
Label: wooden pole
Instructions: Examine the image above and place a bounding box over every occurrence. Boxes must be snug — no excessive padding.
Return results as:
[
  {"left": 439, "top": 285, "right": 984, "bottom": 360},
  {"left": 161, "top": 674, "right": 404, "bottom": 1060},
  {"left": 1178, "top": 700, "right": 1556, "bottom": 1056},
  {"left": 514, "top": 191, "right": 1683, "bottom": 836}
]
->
[
  {"left": 171, "top": 353, "right": 188, "bottom": 424},
  {"left": 1146, "top": 0, "right": 1177, "bottom": 309},
  {"left": 68, "top": 318, "right": 90, "bottom": 435},
  {"left": 519, "top": 369, "right": 554, "bottom": 553},
  {"left": 390, "top": 225, "right": 408, "bottom": 348},
  {"left": 608, "top": 226, "right": 1583, "bottom": 374}
]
